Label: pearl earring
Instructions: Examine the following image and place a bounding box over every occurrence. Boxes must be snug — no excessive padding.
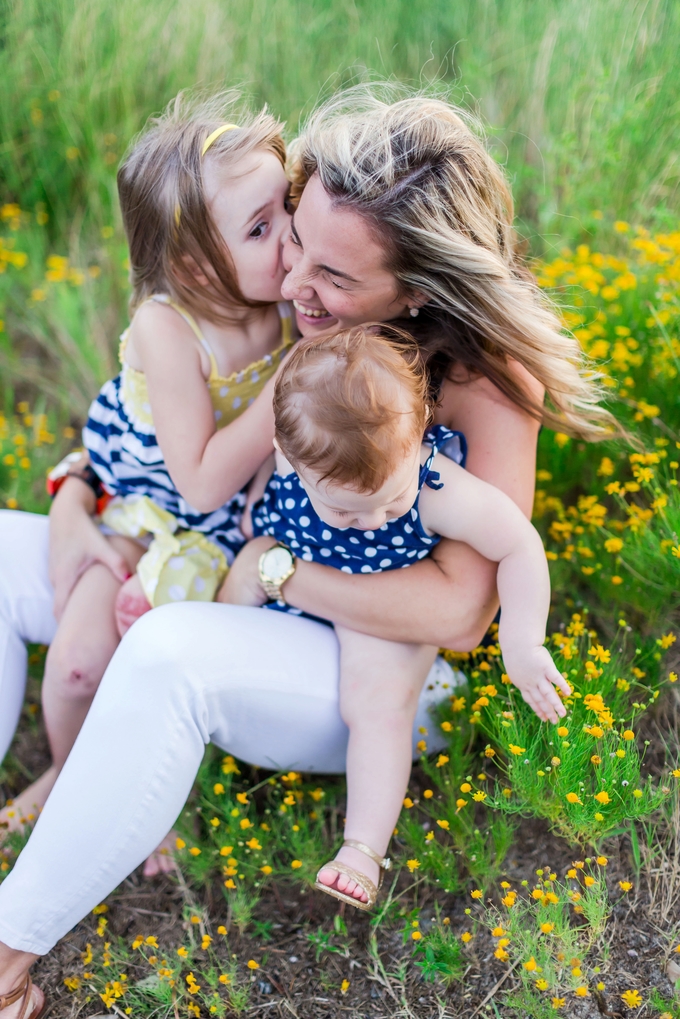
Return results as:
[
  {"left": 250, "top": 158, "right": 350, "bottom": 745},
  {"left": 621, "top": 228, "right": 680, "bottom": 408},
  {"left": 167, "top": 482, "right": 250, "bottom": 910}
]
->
[{"left": 409, "top": 306, "right": 419, "bottom": 318}]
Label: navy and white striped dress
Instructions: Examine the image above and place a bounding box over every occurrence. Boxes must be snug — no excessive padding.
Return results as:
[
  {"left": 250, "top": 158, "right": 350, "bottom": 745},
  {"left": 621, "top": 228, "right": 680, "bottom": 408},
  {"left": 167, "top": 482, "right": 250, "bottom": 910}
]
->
[
  {"left": 252, "top": 425, "right": 466, "bottom": 620},
  {"left": 84, "top": 297, "right": 293, "bottom": 563}
]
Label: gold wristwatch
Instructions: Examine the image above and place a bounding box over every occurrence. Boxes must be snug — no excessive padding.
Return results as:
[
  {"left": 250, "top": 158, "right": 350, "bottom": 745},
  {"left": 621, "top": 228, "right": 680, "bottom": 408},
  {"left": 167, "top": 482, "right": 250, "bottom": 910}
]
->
[{"left": 258, "top": 543, "right": 297, "bottom": 602}]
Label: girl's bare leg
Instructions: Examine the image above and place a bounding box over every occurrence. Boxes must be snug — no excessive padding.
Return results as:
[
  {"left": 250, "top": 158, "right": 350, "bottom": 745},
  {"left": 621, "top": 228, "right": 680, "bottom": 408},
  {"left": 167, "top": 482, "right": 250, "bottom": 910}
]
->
[
  {"left": 0, "top": 538, "right": 175, "bottom": 867},
  {"left": 316, "top": 627, "right": 437, "bottom": 902}
]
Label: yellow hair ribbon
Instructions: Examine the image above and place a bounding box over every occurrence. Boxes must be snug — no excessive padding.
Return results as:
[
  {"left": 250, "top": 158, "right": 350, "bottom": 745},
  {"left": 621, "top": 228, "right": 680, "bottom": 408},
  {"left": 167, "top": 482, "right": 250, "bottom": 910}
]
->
[
  {"left": 174, "top": 125, "right": 239, "bottom": 226},
  {"left": 201, "top": 123, "right": 239, "bottom": 157}
]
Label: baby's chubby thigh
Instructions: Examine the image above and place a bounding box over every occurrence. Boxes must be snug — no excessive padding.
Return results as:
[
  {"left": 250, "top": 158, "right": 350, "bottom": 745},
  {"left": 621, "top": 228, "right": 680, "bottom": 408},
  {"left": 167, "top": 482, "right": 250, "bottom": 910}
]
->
[{"left": 335, "top": 624, "right": 438, "bottom": 731}]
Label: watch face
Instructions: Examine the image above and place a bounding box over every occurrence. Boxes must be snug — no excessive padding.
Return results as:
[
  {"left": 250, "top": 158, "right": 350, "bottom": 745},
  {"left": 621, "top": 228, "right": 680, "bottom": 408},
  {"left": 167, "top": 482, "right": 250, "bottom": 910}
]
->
[{"left": 264, "top": 546, "right": 293, "bottom": 581}]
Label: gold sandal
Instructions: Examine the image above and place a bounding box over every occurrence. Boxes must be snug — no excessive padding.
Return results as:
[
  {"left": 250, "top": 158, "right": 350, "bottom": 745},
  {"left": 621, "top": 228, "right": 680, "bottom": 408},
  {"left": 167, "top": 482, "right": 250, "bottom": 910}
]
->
[
  {"left": 0, "top": 975, "right": 45, "bottom": 1019},
  {"left": 314, "top": 838, "right": 391, "bottom": 911}
]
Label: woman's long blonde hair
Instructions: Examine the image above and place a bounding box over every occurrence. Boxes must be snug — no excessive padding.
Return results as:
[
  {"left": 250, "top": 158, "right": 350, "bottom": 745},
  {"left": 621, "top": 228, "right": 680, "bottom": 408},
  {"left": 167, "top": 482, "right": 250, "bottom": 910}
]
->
[{"left": 289, "top": 85, "right": 615, "bottom": 439}]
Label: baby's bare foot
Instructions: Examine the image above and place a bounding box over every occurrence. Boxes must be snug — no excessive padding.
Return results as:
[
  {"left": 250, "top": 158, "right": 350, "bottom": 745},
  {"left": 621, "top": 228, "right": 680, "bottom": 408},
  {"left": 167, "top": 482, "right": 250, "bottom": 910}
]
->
[
  {"left": 143, "top": 830, "right": 178, "bottom": 878},
  {"left": 316, "top": 845, "right": 381, "bottom": 904},
  {"left": 0, "top": 767, "right": 58, "bottom": 838},
  {"left": 115, "top": 573, "right": 151, "bottom": 638}
]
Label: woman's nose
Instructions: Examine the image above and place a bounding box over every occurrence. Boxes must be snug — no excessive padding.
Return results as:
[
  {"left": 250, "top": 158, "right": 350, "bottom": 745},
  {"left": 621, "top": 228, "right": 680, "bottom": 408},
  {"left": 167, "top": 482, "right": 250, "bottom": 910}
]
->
[{"left": 281, "top": 250, "right": 314, "bottom": 301}]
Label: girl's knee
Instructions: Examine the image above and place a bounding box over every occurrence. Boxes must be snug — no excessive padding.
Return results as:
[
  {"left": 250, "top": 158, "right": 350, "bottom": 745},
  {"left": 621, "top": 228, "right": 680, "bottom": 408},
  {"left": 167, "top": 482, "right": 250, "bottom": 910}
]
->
[{"left": 44, "top": 643, "right": 105, "bottom": 700}]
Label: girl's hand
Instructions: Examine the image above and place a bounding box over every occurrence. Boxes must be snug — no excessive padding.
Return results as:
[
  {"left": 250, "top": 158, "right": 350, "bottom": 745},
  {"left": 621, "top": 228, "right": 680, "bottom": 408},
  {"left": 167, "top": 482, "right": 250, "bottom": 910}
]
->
[
  {"left": 49, "top": 478, "right": 131, "bottom": 620},
  {"left": 503, "top": 646, "right": 571, "bottom": 724},
  {"left": 217, "top": 535, "right": 276, "bottom": 607}
]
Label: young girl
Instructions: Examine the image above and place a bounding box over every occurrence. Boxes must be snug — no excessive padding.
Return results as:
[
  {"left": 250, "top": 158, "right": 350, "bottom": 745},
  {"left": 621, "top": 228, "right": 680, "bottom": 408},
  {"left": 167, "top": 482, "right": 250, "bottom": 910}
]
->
[
  {"left": 229, "top": 325, "right": 570, "bottom": 910},
  {"left": 0, "top": 94, "right": 294, "bottom": 849}
]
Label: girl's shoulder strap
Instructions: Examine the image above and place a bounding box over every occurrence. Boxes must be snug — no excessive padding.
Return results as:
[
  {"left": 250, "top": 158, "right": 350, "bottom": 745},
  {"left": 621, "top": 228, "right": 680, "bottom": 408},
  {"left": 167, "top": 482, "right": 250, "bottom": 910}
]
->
[{"left": 146, "top": 294, "right": 219, "bottom": 379}]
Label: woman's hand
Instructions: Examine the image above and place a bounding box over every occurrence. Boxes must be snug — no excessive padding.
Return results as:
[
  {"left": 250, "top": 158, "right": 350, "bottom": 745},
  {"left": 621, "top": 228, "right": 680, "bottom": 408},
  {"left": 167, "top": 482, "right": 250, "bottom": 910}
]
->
[
  {"left": 217, "top": 535, "right": 276, "bottom": 607},
  {"left": 49, "top": 478, "right": 131, "bottom": 620}
]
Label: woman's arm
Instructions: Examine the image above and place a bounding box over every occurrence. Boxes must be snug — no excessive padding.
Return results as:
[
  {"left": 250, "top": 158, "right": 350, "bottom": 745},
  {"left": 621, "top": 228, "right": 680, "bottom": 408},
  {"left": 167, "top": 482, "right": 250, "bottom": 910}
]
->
[
  {"left": 227, "top": 365, "right": 543, "bottom": 650},
  {"left": 49, "top": 476, "right": 132, "bottom": 619}
]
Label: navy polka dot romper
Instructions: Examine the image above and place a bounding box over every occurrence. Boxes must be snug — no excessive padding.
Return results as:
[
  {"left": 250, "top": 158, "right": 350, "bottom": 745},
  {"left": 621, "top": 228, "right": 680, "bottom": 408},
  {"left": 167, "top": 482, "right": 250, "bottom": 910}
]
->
[{"left": 252, "top": 425, "right": 466, "bottom": 622}]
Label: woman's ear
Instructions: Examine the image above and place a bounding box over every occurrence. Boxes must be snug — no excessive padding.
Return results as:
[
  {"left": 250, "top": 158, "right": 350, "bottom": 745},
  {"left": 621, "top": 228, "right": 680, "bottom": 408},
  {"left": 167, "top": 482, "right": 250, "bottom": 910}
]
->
[{"left": 406, "top": 290, "right": 429, "bottom": 316}]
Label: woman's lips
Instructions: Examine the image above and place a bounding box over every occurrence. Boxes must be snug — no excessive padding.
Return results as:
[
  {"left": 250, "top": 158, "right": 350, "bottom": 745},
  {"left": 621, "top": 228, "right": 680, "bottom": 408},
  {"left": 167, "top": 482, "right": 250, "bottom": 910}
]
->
[{"left": 292, "top": 299, "right": 334, "bottom": 321}]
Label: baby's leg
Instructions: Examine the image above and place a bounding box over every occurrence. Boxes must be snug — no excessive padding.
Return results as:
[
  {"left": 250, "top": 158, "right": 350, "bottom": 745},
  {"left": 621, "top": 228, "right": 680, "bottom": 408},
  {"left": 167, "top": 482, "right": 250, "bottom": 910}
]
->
[
  {"left": 0, "top": 536, "right": 143, "bottom": 834},
  {"left": 316, "top": 627, "right": 437, "bottom": 903}
]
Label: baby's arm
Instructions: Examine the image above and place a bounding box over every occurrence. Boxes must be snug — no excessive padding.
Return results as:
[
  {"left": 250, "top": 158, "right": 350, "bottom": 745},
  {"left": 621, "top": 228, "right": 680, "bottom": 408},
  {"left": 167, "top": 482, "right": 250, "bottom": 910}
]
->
[
  {"left": 420, "top": 455, "right": 570, "bottom": 723},
  {"left": 130, "top": 302, "right": 277, "bottom": 513}
]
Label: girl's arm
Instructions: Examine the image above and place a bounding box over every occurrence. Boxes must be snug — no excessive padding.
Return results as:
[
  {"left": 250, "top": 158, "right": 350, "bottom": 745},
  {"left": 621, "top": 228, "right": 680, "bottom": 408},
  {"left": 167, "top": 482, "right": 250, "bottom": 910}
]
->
[
  {"left": 226, "top": 366, "right": 543, "bottom": 649},
  {"left": 420, "top": 456, "right": 569, "bottom": 722},
  {"left": 133, "top": 302, "right": 277, "bottom": 513}
]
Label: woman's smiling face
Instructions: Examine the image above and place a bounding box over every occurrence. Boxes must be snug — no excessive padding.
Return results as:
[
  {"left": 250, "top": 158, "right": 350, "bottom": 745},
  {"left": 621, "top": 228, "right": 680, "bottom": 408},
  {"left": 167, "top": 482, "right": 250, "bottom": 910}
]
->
[{"left": 281, "top": 173, "right": 413, "bottom": 335}]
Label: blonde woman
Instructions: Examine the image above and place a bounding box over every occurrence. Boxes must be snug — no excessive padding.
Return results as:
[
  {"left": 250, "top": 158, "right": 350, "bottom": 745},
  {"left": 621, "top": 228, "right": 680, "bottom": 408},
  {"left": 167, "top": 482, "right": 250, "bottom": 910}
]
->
[{"left": 0, "top": 87, "right": 610, "bottom": 1014}]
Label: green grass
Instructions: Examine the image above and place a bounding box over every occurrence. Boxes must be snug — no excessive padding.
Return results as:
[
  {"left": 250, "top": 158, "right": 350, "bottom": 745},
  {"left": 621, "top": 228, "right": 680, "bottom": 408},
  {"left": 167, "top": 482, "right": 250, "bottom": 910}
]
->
[
  {"left": 1, "top": 2, "right": 680, "bottom": 1014},
  {"left": 2, "top": 0, "right": 680, "bottom": 410}
]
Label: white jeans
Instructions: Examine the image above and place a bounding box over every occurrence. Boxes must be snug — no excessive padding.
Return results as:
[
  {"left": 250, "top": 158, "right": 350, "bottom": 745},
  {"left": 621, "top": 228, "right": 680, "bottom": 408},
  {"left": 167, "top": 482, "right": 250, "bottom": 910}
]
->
[{"left": 0, "top": 510, "right": 458, "bottom": 955}]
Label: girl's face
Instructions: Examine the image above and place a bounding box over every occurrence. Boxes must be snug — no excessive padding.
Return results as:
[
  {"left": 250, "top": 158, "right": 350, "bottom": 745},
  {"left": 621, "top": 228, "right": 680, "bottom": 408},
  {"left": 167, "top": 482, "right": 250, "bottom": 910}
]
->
[
  {"left": 281, "top": 173, "right": 414, "bottom": 336},
  {"left": 203, "top": 149, "right": 291, "bottom": 305}
]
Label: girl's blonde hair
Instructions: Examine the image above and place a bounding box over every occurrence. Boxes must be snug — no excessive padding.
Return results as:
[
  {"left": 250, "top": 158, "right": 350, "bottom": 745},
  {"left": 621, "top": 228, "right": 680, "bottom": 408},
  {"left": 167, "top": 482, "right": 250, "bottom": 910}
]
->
[
  {"left": 274, "top": 325, "right": 430, "bottom": 494},
  {"left": 289, "top": 85, "right": 615, "bottom": 439},
  {"left": 118, "top": 91, "right": 285, "bottom": 322}
]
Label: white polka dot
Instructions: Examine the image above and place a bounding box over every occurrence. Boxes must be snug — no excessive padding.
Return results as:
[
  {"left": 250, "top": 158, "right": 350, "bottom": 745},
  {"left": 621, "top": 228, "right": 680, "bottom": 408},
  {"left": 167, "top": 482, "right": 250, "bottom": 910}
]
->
[
  {"left": 214, "top": 409, "right": 223, "bottom": 421},
  {"left": 284, "top": 498, "right": 295, "bottom": 510},
  {"left": 232, "top": 397, "right": 242, "bottom": 410},
  {"left": 286, "top": 530, "right": 296, "bottom": 539},
  {"left": 379, "top": 523, "right": 388, "bottom": 531},
  {"left": 391, "top": 535, "right": 404, "bottom": 546},
  {"left": 364, "top": 547, "right": 377, "bottom": 557},
  {"left": 168, "top": 584, "right": 187, "bottom": 601},
  {"left": 236, "top": 371, "right": 244, "bottom": 384},
  {"left": 299, "top": 516, "right": 310, "bottom": 527},
  {"left": 219, "top": 386, "right": 229, "bottom": 397},
  {"left": 142, "top": 402, "right": 152, "bottom": 414},
  {"left": 360, "top": 565, "right": 373, "bottom": 573},
  {"left": 404, "top": 523, "right": 413, "bottom": 534},
  {"left": 300, "top": 497, "right": 309, "bottom": 507},
  {"left": 349, "top": 536, "right": 360, "bottom": 544},
  {"left": 269, "top": 512, "right": 281, "bottom": 522},
  {"left": 379, "top": 558, "right": 392, "bottom": 568},
  {"left": 341, "top": 566, "right": 353, "bottom": 573},
  {"left": 364, "top": 530, "right": 375, "bottom": 540},
  {"left": 320, "top": 548, "right": 331, "bottom": 557},
  {"left": 283, "top": 481, "right": 292, "bottom": 490},
  {"left": 193, "top": 576, "right": 206, "bottom": 593},
  {"left": 334, "top": 545, "right": 346, "bottom": 553},
  {"left": 407, "top": 549, "right": 417, "bottom": 557},
  {"left": 418, "top": 549, "right": 429, "bottom": 558},
  {"left": 290, "top": 540, "right": 300, "bottom": 548},
  {"left": 302, "top": 551, "right": 313, "bottom": 561},
  {"left": 322, "top": 530, "right": 332, "bottom": 541},
  {"left": 411, "top": 509, "right": 418, "bottom": 521},
  {"left": 168, "top": 556, "right": 185, "bottom": 570},
  {"left": 210, "top": 558, "right": 221, "bottom": 569},
  {"left": 251, "top": 370, "right": 260, "bottom": 383}
]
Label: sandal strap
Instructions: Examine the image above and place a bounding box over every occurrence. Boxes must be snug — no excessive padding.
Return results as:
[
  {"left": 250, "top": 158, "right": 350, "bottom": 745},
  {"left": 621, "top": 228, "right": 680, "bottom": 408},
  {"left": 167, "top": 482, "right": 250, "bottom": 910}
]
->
[
  {"left": 342, "top": 839, "right": 392, "bottom": 871},
  {"left": 318, "top": 860, "right": 378, "bottom": 907},
  {"left": 0, "top": 975, "right": 29, "bottom": 1012}
]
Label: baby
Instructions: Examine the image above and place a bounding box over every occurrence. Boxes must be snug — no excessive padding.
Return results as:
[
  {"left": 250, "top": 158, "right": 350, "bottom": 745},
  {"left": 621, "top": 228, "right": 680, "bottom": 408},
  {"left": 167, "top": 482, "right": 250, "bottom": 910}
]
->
[{"left": 226, "top": 325, "right": 569, "bottom": 911}]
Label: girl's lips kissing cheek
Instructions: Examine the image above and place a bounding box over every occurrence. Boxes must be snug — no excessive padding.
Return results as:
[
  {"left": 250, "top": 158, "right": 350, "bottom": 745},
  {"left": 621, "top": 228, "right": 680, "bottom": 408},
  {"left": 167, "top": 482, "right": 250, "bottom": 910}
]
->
[{"left": 292, "top": 299, "right": 334, "bottom": 324}]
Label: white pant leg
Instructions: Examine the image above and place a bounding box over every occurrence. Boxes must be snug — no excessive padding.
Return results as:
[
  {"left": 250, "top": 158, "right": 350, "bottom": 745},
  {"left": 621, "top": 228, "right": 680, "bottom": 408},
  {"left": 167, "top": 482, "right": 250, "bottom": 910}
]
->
[
  {"left": 0, "top": 512, "right": 56, "bottom": 761},
  {"left": 0, "top": 601, "right": 459, "bottom": 954}
]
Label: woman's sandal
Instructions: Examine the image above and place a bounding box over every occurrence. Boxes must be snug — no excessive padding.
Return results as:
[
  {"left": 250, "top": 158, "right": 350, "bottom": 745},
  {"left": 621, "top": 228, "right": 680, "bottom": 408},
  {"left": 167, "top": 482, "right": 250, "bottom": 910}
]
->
[
  {"left": 0, "top": 976, "right": 45, "bottom": 1019},
  {"left": 314, "top": 838, "right": 392, "bottom": 912}
]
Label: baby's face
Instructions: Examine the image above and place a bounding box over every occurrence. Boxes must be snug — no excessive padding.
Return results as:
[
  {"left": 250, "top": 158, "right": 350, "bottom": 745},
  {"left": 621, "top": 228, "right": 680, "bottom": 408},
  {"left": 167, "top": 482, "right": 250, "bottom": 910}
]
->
[{"left": 295, "top": 439, "right": 422, "bottom": 531}]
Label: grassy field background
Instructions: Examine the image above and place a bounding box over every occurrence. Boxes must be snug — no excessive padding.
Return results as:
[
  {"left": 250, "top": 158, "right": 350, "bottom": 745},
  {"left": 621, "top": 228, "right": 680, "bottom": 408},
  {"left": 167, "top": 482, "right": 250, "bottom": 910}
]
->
[{"left": 1, "top": 2, "right": 679, "bottom": 1016}]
